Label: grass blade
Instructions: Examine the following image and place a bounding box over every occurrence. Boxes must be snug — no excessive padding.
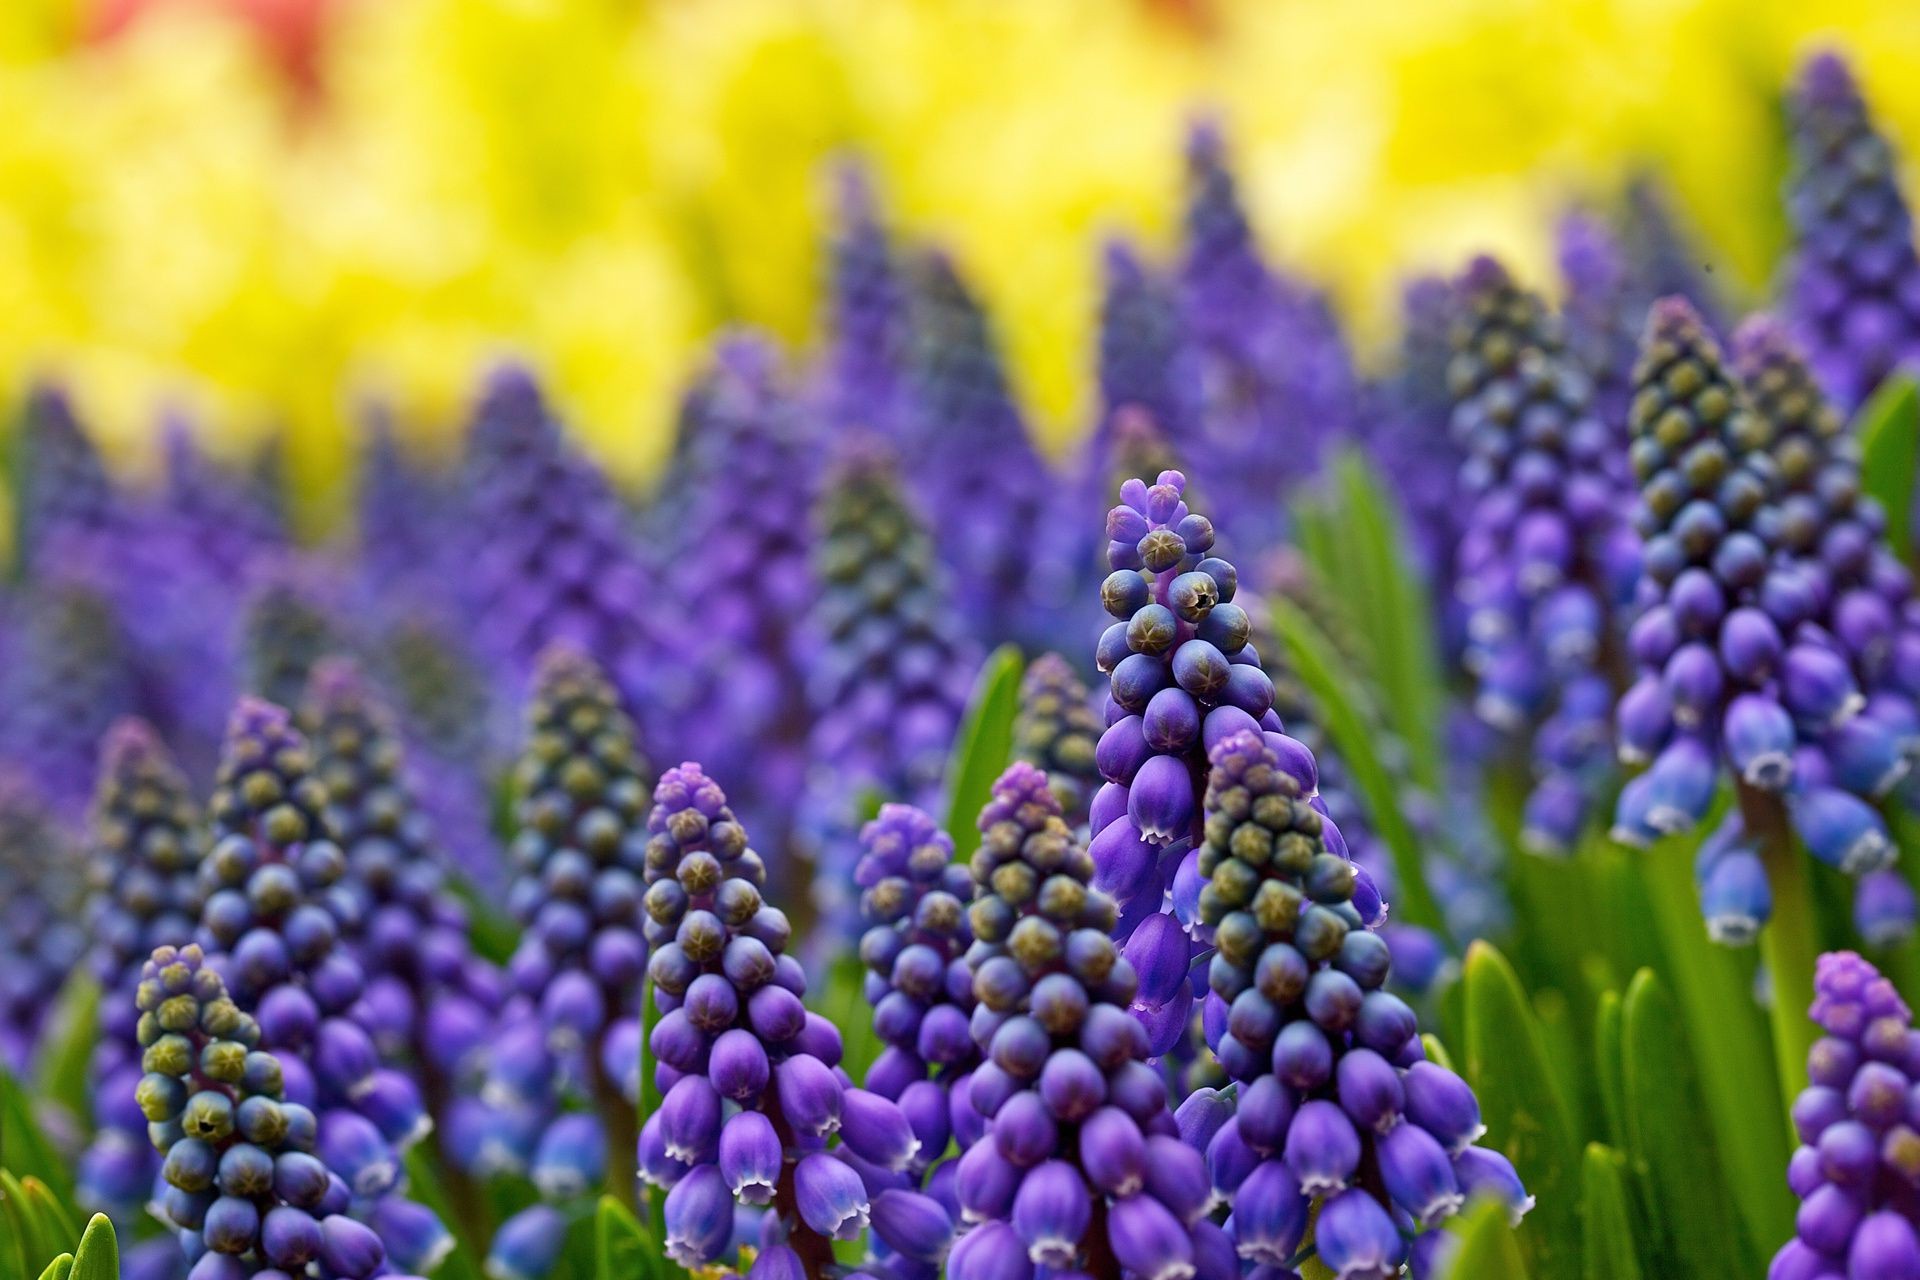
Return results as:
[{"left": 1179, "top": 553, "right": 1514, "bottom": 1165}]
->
[{"left": 942, "top": 644, "right": 1023, "bottom": 860}]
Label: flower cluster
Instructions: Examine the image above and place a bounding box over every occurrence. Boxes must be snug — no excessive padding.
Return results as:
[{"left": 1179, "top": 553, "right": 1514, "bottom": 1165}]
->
[
  {"left": 1774, "top": 951, "right": 1920, "bottom": 1276},
  {"left": 1091, "top": 468, "right": 1291, "bottom": 945},
  {"left": 133, "top": 943, "right": 401, "bottom": 1280},
  {"left": 1447, "top": 256, "right": 1636, "bottom": 856},
  {"left": 856, "top": 803, "right": 982, "bottom": 1202},
  {"left": 15, "top": 384, "right": 120, "bottom": 576},
  {"left": 799, "top": 443, "right": 976, "bottom": 895},
  {"left": 196, "top": 698, "right": 444, "bottom": 1270},
  {"left": 638, "top": 762, "right": 931, "bottom": 1274},
  {"left": 1193, "top": 731, "right": 1529, "bottom": 1271},
  {"left": 244, "top": 565, "right": 351, "bottom": 713},
  {"left": 950, "top": 761, "right": 1225, "bottom": 1280},
  {"left": 1784, "top": 51, "right": 1920, "bottom": 414},
  {"left": 1013, "top": 654, "right": 1103, "bottom": 830},
  {"left": 300, "top": 659, "right": 502, "bottom": 1083},
  {"left": 817, "top": 159, "right": 913, "bottom": 443},
  {"left": 1367, "top": 275, "right": 1464, "bottom": 601},
  {"left": 904, "top": 249, "right": 1056, "bottom": 648},
  {"left": 0, "top": 771, "right": 83, "bottom": 1075},
  {"left": 3, "top": 578, "right": 139, "bottom": 817},
  {"left": 80, "top": 720, "right": 205, "bottom": 1220},
  {"left": 1613, "top": 297, "right": 1898, "bottom": 940}
]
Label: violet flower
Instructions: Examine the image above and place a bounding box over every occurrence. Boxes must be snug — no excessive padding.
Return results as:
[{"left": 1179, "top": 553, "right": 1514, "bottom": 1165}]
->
[{"left": 0, "top": 771, "right": 83, "bottom": 1076}]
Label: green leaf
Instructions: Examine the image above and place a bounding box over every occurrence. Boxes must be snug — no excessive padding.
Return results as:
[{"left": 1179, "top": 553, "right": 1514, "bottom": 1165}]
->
[
  {"left": 1444, "top": 1197, "right": 1532, "bottom": 1278},
  {"left": 1581, "top": 1144, "right": 1644, "bottom": 1280},
  {"left": 32, "top": 1256, "right": 70, "bottom": 1280},
  {"left": 594, "top": 1195, "right": 658, "bottom": 1280},
  {"left": 942, "top": 645, "right": 1023, "bottom": 860},
  {"left": 1620, "top": 969, "right": 1757, "bottom": 1280},
  {"left": 67, "top": 1215, "right": 115, "bottom": 1280},
  {"left": 33, "top": 972, "right": 100, "bottom": 1130},
  {"left": 0, "top": 1175, "right": 34, "bottom": 1280},
  {"left": 1270, "top": 598, "right": 1448, "bottom": 937},
  {"left": 1, "top": 1171, "right": 58, "bottom": 1274},
  {"left": 1856, "top": 374, "right": 1920, "bottom": 561},
  {"left": 1593, "top": 991, "right": 1627, "bottom": 1149},
  {"left": 446, "top": 874, "right": 521, "bottom": 967},
  {"left": 1461, "top": 941, "right": 1578, "bottom": 1277},
  {"left": 0, "top": 1062, "right": 70, "bottom": 1204},
  {"left": 19, "top": 1179, "right": 77, "bottom": 1268}
]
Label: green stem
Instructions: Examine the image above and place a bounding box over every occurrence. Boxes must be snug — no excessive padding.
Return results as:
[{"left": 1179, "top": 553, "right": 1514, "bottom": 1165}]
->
[{"left": 1747, "top": 785, "right": 1818, "bottom": 1135}]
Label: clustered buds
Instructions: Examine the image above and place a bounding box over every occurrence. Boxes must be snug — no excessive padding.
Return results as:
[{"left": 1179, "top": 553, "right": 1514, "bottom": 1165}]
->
[
  {"left": 301, "top": 659, "right": 502, "bottom": 1082},
  {"left": 1446, "top": 257, "right": 1635, "bottom": 856},
  {"left": 1194, "top": 732, "right": 1527, "bottom": 1270},
  {"left": 638, "top": 762, "right": 932, "bottom": 1273},
  {"left": 80, "top": 721, "right": 205, "bottom": 1218},
  {"left": 950, "top": 762, "right": 1224, "bottom": 1280},
  {"left": 135, "top": 944, "right": 403, "bottom": 1280},
  {"left": 1784, "top": 51, "right": 1920, "bottom": 413},
  {"left": 197, "top": 698, "right": 443, "bottom": 1270},
  {"left": 1774, "top": 952, "right": 1920, "bottom": 1277},
  {"left": 1013, "top": 654, "right": 1103, "bottom": 829},
  {"left": 1092, "top": 468, "right": 1287, "bottom": 944},
  {"left": 0, "top": 772, "right": 83, "bottom": 1075}
]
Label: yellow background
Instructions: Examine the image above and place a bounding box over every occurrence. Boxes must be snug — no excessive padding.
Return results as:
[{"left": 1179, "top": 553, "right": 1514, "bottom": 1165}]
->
[{"left": 3, "top": 0, "right": 1918, "bottom": 527}]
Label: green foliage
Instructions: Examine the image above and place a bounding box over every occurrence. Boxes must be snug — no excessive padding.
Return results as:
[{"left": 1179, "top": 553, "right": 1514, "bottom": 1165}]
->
[
  {"left": 32, "top": 972, "right": 99, "bottom": 1131},
  {"left": 941, "top": 644, "right": 1023, "bottom": 860},
  {"left": 32, "top": 1256, "right": 70, "bottom": 1280},
  {"left": 1856, "top": 373, "right": 1919, "bottom": 562},
  {"left": 1580, "top": 1144, "right": 1643, "bottom": 1280},
  {"left": 0, "top": 1064, "right": 70, "bottom": 1206},
  {"left": 1461, "top": 941, "right": 1578, "bottom": 1277},
  {"left": 1444, "top": 1197, "right": 1533, "bottom": 1278},
  {"left": 66, "top": 1217, "right": 114, "bottom": 1280},
  {"left": 595, "top": 1195, "right": 676, "bottom": 1280}
]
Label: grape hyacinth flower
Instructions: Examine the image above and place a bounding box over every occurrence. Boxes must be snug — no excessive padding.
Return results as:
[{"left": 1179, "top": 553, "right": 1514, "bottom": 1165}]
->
[
  {"left": 1193, "top": 731, "right": 1528, "bottom": 1267},
  {"left": 1013, "top": 654, "right": 1103, "bottom": 830},
  {"left": 1620, "top": 175, "right": 1724, "bottom": 330},
  {"left": 300, "top": 659, "right": 503, "bottom": 1088},
  {"left": 0, "top": 771, "right": 84, "bottom": 1075},
  {"left": 656, "top": 336, "right": 819, "bottom": 848},
  {"left": 798, "top": 442, "right": 977, "bottom": 906},
  {"left": 14, "top": 384, "right": 121, "bottom": 576},
  {"left": 1614, "top": 298, "right": 1898, "bottom": 935},
  {"left": 196, "top": 698, "right": 444, "bottom": 1269},
  {"left": 244, "top": 564, "right": 353, "bottom": 713},
  {"left": 79, "top": 721, "right": 205, "bottom": 1221},
  {"left": 2, "top": 577, "right": 140, "bottom": 818},
  {"left": 1366, "top": 276, "right": 1466, "bottom": 603},
  {"left": 161, "top": 418, "right": 284, "bottom": 585},
  {"left": 355, "top": 416, "right": 459, "bottom": 613},
  {"left": 1772, "top": 952, "right": 1920, "bottom": 1277},
  {"left": 133, "top": 943, "right": 406, "bottom": 1280},
  {"left": 1784, "top": 51, "right": 1920, "bottom": 413},
  {"left": 1094, "top": 237, "right": 1198, "bottom": 463},
  {"left": 1447, "top": 257, "right": 1637, "bottom": 856},
  {"left": 817, "top": 158, "right": 913, "bottom": 443},
  {"left": 1556, "top": 209, "right": 1642, "bottom": 433},
  {"left": 952, "top": 761, "right": 1224, "bottom": 1280},
  {"left": 904, "top": 248, "right": 1057, "bottom": 649},
  {"left": 855, "top": 804, "right": 980, "bottom": 1174},
  {"left": 638, "top": 761, "right": 926, "bottom": 1274}
]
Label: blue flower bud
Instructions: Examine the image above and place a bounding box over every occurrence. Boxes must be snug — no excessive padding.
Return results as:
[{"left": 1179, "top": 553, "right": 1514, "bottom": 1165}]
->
[
  {"left": 663, "top": 1165, "right": 734, "bottom": 1267},
  {"left": 1402, "top": 1063, "right": 1486, "bottom": 1155},
  {"left": 1782, "top": 643, "right": 1866, "bottom": 729},
  {"left": 776, "top": 1053, "right": 844, "bottom": 1138},
  {"left": 1283, "top": 1099, "right": 1360, "bottom": 1195},
  {"left": 1106, "top": 1192, "right": 1195, "bottom": 1280},
  {"left": 1452, "top": 1146, "right": 1534, "bottom": 1225},
  {"left": 1144, "top": 1133, "right": 1215, "bottom": 1224},
  {"left": 532, "top": 1113, "right": 606, "bottom": 1201},
  {"left": 1698, "top": 842, "right": 1772, "bottom": 945},
  {"left": 1011, "top": 1159, "right": 1090, "bottom": 1265},
  {"left": 993, "top": 1089, "right": 1059, "bottom": 1168},
  {"left": 317, "top": 1214, "right": 386, "bottom": 1280},
  {"left": 794, "top": 1151, "right": 870, "bottom": 1240},
  {"left": 872, "top": 1188, "right": 954, "bottom": 1263},
  {"left": 202, "top": 1195, "right": 260, "bottom": 1255},
  {"left": 1314, "top": 1186, "right": 1409, "bottom": 1277},
  {"left": 1790, "top": 787, "right": 1895, "bottom": 874},
  {"left": 1855, "top": 870, "right": 1917, "bottom": 947},
  {"left": 1378, "top": 1120, "right": 1464, "bottom": 1227},
  {"left": 1231, "top": 1158, "right": 1309, "bottom": 1265},
  {"left": 1128, "top": 753, "right": 1197, "bottom": 846},
  {"left": 947, "top": 1220, "right": 1033, "bottom": 1280},
  {"left": 661, "top": 1075, "right": 723, "bottom": 1162},
  {"left": 1078, "top": 1105, "right": 1146, "bottom": 1196},
  {"left": 316, "top": 1110, "right": 397, "bottom": 1198},
  {"left": 956, "top": 1136, "right": 1020, "bottom": 1222},
  {"left": 841, "top": 1087, "right": 919, "bottom": 1171},
  {"left": 1724, "top": 693, "right": 1798, "bottom": 790},
  {"left": 370, "top": 1197, "right": 453, "bottom": 1275}
]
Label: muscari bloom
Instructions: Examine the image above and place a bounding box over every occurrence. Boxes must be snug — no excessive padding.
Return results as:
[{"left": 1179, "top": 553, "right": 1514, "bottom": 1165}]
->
[
  {"left": 195, "top": 699, "right": 443, "bottom": 1270},
  {"left": 797, "top": 442, "right": 977, "bottom": 912},
  {"left": 1013, "top": 654, "right": 1103, "bottom": 831},
  {"left": 0, "top": 771, "right": 84, "bottom": 1076},
  {"left": 1614, "top": 297, "right": 1899, "bottom": 941},
  {"left": 1193, "top": 731, "right": 1529, "bottom": 1270},
  {"left": 243, "top": 563, "right": 353, "bottom": 714},
  {"left": 14, "top": 383, "right": 120, "bottom": 576},
  {"left": 1772, "top": 951, "right": 1920, "bottom": 1279},
  {"left": 1366, "top": 276, "right": 1466, "bottom": 606},
  {"left": 1556, "top": 209, "right": 1643, "bottom": 435},
  {"left": 79, "top": 721, "right": 205, "bottom": 1222},
  {"left": 638, "top": 761, "right": 926, "bottom": 1272},
  {"left": 1736, "top": 315, "right": 1920, "bottom": 943},
  {"left": 1447, "top": 256, "right": 1637, "bottom": 857},
  {"left": 816, "top": 158, "right": 913, "bottom": 444},
  {"left": 903, "top": 248, "right": 1058, "bottom": 650},
  {"left": 855, "top": 803, "right": 982, "bottom": 1196},
  {"left": 1619, "top": 175, "right": 1725, "bottom": 331},
  {"left": 300, "top": 659, "right": 503, "bottom": 1088},
  {"left": 2, "top": 575, "right": 140, "bottom": 818},
  {"left": 1784, "top": 51, "right": 1920, "bottom": 414},
  {"left": 656, "top": 335, "right": 819, "bottom": 849},
  {"left": 953, "top": 761, "right": 1225, "bottom": 1280},
  {"left": 132, "top": 943, "right": 407, "bottom": 1280}
]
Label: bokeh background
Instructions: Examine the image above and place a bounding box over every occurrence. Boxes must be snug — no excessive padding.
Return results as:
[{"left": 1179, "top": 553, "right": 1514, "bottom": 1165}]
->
[{"left": 4, "top": 0, "right": 1920, "bottom": 529}]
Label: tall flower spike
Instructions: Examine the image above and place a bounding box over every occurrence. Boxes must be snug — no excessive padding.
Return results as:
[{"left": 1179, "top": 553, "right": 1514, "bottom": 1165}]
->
[
  {"left": 14, "top": 384, "right": 118, "bottom": 576},
  {"left": 1556, "top": 209, "right": 1642, "bottom": 432},
  {"left": 161, "top": 417, "right": 284, "bottom": 583},
  {"left": 197, "top": 698, "right": 443, "bottom": 1268},
  {"left": 818, "top": 158, "right": 912, "bottom": 442},
  {"left": 1619, "top": 175, "right": 1723, "bottom": 329},
  {"left": 954, "top": 761, "right": 1222, "bottom": 1280},
  {"left": 1784, "top": 51, "right": 1920, "bottom": 413},
  {"left": 904, "top": 248, "right": 1057, "bottom": 648},
  {"left": 356, "top": 415, "right": 458, "bottom": 611},
  {"left": 639, "top": 762, "right": 925, "bottom": 1271},
  {"left": 1773, "top": 952, "right": 1920, "bottom": 1277},
  {"left": 1194, "top": 732, "right": 1525, "bottom": 1265},
  {"left": 2, "top": 577, "right": 139, "bottom": 818},
  {"left": 855, "top": 803, "right": 981, "bottom": 1176},
  {"left": 133, "top": 943, "right": 392, "bottom": 1280},
  {"left": 79, "top": 721, "right": 204, "bottom": 1221},
  {"left": 1095, "top": 237, "right": 1196, "bottom": 459},
  {"left": 657, "top": 336, "right": 819, "bottom": 850},
  {"left": 798, "top": 443, "right": 977, "bottom": 908},
  {"left": 1447, "top": 257, "right": 1636, "bottom": 856},
  {"left": 1014, "top": 655, "right": 1103, "bottom": 830},
  {"left": 244, "top": 564, "right": 352, "bottom": 712},
  {"left": 1737, "top": 314, "right": 1920, "bottom": 942},
  {"left": 0, "top": 772, "right": 83, "bottom": 1076},
  {"left": 1366, "top": 276, "right": 1467, "bottom": 602},
  {"left": 300, "top": 659, "right": 502, "bottom": 1086}
]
